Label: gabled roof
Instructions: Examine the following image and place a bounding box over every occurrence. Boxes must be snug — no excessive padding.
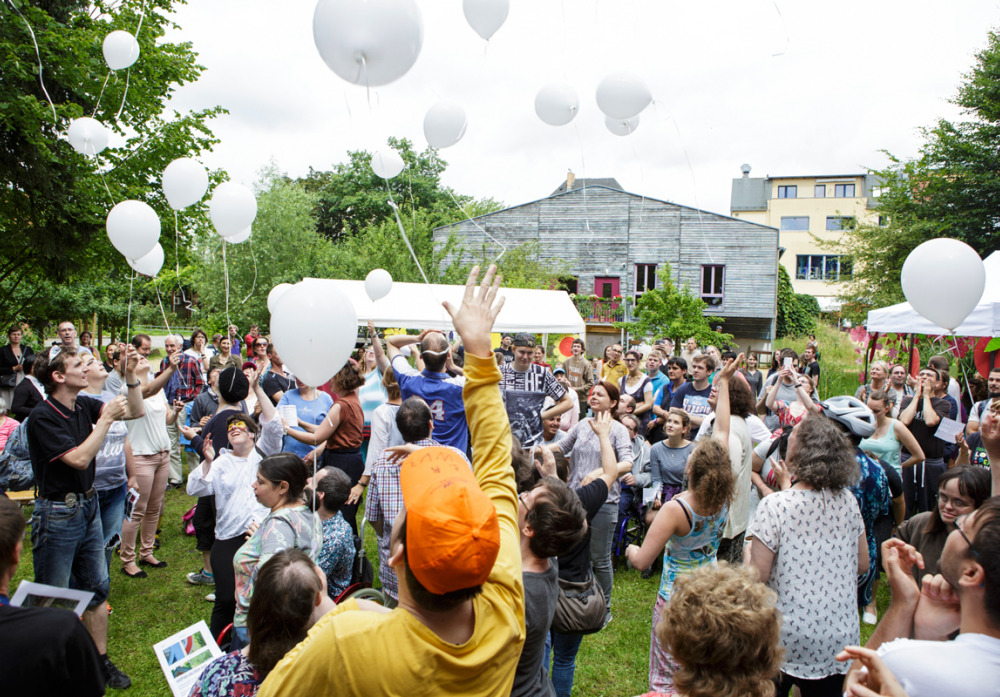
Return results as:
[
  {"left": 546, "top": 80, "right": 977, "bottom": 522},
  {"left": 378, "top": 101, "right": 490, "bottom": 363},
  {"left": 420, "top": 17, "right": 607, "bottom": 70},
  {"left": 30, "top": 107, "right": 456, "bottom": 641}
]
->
[{"left": 549, "top": 178, "right": 623, "bottom": 196}]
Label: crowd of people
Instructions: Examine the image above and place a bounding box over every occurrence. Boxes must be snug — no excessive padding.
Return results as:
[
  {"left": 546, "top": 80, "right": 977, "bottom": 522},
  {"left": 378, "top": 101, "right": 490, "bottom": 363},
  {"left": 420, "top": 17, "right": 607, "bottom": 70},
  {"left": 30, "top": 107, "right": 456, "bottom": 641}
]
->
[{"left": 1, "top": 283, "right": 999, "bottom": 697}]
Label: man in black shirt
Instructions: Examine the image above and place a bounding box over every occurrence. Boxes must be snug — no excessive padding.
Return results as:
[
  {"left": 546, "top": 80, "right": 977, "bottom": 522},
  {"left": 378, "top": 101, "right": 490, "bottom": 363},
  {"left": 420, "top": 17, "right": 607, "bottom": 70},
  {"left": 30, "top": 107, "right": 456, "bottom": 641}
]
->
[
  {"left": 0, "top": 495, "right": 106, "bottom": 695},
  {"left": 26, "top": 344, "right": 144, "bottom": 689}
]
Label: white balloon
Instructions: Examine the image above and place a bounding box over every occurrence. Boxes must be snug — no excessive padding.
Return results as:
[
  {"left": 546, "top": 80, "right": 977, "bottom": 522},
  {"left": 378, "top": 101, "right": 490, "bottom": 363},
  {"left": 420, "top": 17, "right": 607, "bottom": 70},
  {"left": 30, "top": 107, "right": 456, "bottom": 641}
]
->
[
  {"left": 365, "top": 268, "right": 393, "bottom": 301},
  {"left": 605, "top": 114, "right": 640, "bottom": 136},
  {"left": 208, "top": 182, "right": 257, "bottom": 237},
  {"left": 224, "top": 227, "right": 252, "bottom": 244},
  {"left": 271, "top": 281, "right": 358, "bottom": 387},
  {"left": 423, "top": 102, "right": 467, "bottom": 149},
  {"left": 67, "top": 117, "right": 109, "bottom": 156},
  {"left": 102, "top": 30, "right": 140, "bottom": 71},
  {"left": 161, "top": 158, "right": 209, "bottom": 210},
  {"left": 534, "top": 83, "right": 579, "bottom": 126},
  {"left": 106, "top": 200, "right": 160, "bottom": 262},
  {"left": 313, "top": 0, "right": 423, "bottom": 87},
  {"left": 370, "top": 149, "right": 405, "bottom": 179},
  {"left": 901, "top": 238, "right": 985, "bottom": 331},
  {"left": 129, "top": 243, "right": 164, "bottom": 277},
  {"left": 462, "top": 0, "right": 509, "bottom": 40},
  {"left": 267, "top": 283, "right": 294, "bottom": 314},
  {"left": 595, "top": 73, "right": 652, "bottom": 119}
]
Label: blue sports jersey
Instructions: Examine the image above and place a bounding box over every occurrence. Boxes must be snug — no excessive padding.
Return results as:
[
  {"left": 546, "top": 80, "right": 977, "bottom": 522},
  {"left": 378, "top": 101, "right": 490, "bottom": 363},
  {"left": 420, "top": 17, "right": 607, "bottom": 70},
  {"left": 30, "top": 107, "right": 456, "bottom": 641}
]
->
[{"left": 391, "top": 355, "right": 468, "bottom": 453}]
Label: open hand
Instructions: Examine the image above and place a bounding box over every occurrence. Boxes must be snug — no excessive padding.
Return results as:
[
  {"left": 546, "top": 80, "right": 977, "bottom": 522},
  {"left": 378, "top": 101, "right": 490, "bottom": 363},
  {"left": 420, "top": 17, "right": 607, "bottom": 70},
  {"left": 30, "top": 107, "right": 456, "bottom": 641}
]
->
[
  {"left": 718, "top": 352, "right": 743, "bottom": 381},
  {"left": 588, "top": 410, "right": 613, "bottom": 439},
  {"left": 202, "top": 433, "right": 216, "bottom": 463},
  {"left": 442, "top": 265, "right": 504, "bottom": 357}
]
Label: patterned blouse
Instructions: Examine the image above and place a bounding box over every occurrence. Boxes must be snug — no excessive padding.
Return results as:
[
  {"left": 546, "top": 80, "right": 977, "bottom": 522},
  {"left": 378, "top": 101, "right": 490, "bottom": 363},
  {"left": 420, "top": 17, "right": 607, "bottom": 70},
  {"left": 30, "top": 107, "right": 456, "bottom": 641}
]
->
[
  {"left": 316, "top": 511, "right": 354, "bottom": 600},
  {"left": 659, "top": 498, "right": 728, "bottom": 602},
  {"left": 189, "top": 651, "right": 259, "bottom": 697},
  {"left": 233, "top": 505, "right": 321, "bottom": 629}
]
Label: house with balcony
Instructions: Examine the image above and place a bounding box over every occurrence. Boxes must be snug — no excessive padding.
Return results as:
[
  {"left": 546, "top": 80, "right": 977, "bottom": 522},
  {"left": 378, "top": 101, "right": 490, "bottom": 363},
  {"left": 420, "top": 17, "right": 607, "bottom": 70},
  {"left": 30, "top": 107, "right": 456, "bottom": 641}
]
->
[
  {"left": 434, "top": 175, "right": 780, "bottom": 356},
  {"left": 730, "top": 165, "right": 882, "bottom": 311}
]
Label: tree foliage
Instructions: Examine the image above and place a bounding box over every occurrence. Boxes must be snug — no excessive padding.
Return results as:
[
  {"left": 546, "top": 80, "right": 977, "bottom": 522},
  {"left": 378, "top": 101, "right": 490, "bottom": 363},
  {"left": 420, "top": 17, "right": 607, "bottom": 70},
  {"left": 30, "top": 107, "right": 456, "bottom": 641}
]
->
[
  {"left": 0, "top": 0, "right": 222, "bottom": 329},
  {"left": 836, "top": 29, "right": 1000, "bottom": 322},
  {"left": 617, "top": 263, "right": 733, "bottom": 347},
  {"left": 777, "top": 265, "right": 815, "bottom": 338}
]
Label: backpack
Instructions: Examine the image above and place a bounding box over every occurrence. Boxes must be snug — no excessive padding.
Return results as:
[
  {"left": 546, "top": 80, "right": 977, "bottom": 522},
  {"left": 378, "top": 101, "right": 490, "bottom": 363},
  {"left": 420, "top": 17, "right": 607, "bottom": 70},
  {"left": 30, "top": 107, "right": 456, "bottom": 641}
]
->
[{"left": 0, "top": 421, "right": 35, "bottom": 492}]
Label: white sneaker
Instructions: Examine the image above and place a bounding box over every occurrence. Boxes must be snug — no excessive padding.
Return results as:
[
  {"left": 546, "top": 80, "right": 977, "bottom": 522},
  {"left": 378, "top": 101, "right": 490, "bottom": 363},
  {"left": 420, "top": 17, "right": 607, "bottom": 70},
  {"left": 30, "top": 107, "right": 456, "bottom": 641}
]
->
[
  {"left": 863, "top": 611, "right": 877, "bottom": 625},
  {"left": 205, "top": 592, "right": 216, "bottom": 602}
]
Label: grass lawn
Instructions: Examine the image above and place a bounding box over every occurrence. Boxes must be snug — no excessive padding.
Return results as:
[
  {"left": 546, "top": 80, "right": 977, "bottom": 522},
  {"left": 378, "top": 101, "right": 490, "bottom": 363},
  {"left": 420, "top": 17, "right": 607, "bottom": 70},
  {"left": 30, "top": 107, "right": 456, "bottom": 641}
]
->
[{"left": 9, "top": 321, "right": 884, "bottom": 695}]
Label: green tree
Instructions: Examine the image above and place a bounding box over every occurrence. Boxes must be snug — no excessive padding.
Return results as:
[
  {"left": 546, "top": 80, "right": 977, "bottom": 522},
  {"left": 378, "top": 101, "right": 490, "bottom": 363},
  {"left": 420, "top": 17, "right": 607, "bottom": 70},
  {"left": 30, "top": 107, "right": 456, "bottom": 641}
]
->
[
  {"left": 301, "top": 137, "right": 501, "bottom": 242},
  {"left": 0, "top": 0, "right": 222, "bottom": 329},
  {"left": 836, "top": 29, "right": 1000, "bottom": 322},
  {"left": 616, "top": 263, "right": 733, "bottom": 347},
  {"left": 776, "top": 266, "right": 815, "bottom": 338}
]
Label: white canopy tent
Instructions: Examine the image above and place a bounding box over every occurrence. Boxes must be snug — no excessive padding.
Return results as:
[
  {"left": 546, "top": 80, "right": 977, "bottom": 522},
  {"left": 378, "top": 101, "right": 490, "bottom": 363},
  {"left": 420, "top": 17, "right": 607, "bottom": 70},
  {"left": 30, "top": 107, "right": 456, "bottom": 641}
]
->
[
  {"left": 866, "top": 251, "right": 1000, "bottom": 337},
  {"left": 303, "top": 278, "right": 586, "bottom": 334}
]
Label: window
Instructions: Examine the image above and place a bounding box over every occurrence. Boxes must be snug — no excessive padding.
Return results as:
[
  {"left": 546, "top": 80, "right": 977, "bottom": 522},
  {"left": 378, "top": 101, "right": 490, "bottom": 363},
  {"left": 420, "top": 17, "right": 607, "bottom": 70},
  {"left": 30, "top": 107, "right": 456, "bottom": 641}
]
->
[
  {"left": 825, "top": 216, "right": 856, "bottom": 231},
  {"left": 557, "top": 275, "right": 578, "bottom": 294},
  {"left": 777, "top": 185, "right": 797, "bottom": 199},
  {"left": 834, "top": 183, "right": 856, "bottom": 198},
  {"left": 872, "top": 187, "right": 883, "bottom": 198},
  {"left": 635, "top": 264, "right": 657, "bottom": 300},
  {"left": 796, "top": 255, "right": 852, "bottom": 281},
  {"left": 814, "top": 184, "right": 826, "bottom": 198},
  {"left": 878, "top": 215, "right": 888, "bottom": 227},
  {"left": 701, "top": 265, "right": 725, "bottom": 307},
  {"left": 781, "top": 216, "right": 810, "bottom": 231}
]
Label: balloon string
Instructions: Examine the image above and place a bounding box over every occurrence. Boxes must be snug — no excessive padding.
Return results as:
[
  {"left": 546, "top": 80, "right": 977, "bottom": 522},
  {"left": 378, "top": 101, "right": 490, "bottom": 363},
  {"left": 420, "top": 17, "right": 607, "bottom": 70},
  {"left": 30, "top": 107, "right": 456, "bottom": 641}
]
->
[
  {"left": 241, "top": 232, "right": 258, "bottom": 304},
  {"left": 154, "top": 280, "right": 172, "bottom": 335},
  {"left": 669, "top": 116, "right": 713, "bottom": 263},
  {"left": 115, "top": 67, "right": 131, "bottom": 120},
  {"left": 386, "top": 190, "right": 430, "bottom": 286},
  {"left": 135, "top": 0, "right": 147, "bottom": 37},
  {"left": 126, "top": 269, "right": 135, "bottom": 344},
  {"left": 770, "top": 0, "right": 790, "bottom": 57},
  {"left": 406, "top": 167, "right": 417, "bottom": 229},
  {"left": 92, "top": 72, "right": 110, "bottom": 117},
  {"left": 445, "top": 188, "right": 506, "bottom": 263},
  {"left": 8, "top": 0, "right": 57, "bottom": 123},
  {"left": 222, "top": 239, "right": 232, "bottom": 331},
  {"left": 99, "top": 171, "right": 117, "bottom": 205},
  {"left": 174, "top": 211, "right": 195, "bottom": 313}
]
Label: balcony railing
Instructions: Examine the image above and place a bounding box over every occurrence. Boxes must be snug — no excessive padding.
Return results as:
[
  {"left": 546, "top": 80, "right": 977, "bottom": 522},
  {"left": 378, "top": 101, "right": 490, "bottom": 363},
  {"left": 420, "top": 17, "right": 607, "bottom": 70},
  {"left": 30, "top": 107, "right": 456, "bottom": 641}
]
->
[{"left": 573, "top": 296, "right": 633, "bottom": 325}]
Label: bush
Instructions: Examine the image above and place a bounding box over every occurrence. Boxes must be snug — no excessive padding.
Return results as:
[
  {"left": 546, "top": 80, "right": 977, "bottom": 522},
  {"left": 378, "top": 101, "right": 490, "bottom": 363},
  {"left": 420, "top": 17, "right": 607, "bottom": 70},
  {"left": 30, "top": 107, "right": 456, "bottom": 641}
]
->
[
  {"left": 776, "top": 266, "right": 815, "bottom": 338},
  {"left": 795, "top": 293, "right": 822, "bottom": 316}
]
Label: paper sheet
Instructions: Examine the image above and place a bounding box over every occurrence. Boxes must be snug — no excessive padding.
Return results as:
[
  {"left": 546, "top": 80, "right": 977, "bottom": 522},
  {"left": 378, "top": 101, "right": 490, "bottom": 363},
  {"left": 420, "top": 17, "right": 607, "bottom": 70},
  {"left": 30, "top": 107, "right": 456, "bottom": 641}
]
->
[
  {"left": 279, "top": 404, "right": 298, "bottom": 429},
  {"left": 10, "top": 580, "right": 93, "bottom": 617},
  {"left": 153, "top": 620, "right": 223, "bottom": 697},
  {"left": 934, "top": 417, "right": 964, "bottom": 444}
]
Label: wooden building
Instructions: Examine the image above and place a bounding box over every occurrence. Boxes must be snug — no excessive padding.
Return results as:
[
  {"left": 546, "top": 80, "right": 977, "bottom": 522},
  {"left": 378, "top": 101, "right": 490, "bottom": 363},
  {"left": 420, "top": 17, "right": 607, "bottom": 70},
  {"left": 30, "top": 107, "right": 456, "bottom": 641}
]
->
[{"left": 434, "top": 176, "right": 780, "bottom": 353}]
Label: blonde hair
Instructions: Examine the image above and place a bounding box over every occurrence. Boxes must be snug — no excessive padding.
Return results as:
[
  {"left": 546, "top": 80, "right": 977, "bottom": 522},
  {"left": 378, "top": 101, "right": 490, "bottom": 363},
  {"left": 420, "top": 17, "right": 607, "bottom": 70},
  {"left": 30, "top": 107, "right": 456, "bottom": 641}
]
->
[{"left": 658, "top": 563, "right": 783, "bottom": 697}]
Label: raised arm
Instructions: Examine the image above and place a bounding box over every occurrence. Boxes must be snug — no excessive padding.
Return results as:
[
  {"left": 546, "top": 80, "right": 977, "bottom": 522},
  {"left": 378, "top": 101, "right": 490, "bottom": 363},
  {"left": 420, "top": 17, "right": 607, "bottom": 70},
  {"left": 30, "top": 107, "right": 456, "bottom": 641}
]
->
[
  {"left": 977, "top": 410, "right": 1000, "bottom": 496},
  {"left": 587, "top": 411, "right": 619, "bottom": 490},
  {"left": 143, "top": 351, "right": 178, "bottom": 398},
  {"left": 712, "top": 353, "right": 742, "bottom": 446},
  {"left": 368, "top": 320, "right": 390, "bottom": 374},
  {"left": 120, "top": 345, "right": 145, "bottom": 419},
  {"left": 898, "top": 388, "right": 919, "bottom": 426}
]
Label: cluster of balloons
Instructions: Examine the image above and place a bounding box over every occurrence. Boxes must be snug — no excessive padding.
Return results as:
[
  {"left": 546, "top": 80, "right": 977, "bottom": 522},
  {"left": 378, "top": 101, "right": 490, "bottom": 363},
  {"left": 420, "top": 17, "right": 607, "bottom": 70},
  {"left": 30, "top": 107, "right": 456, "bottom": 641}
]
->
[
  {"left": 901, "top": 238, "right": 985, "bottom": 331},
  {"left": 536, "top": 72, "right": 652, "bottom": 137}
]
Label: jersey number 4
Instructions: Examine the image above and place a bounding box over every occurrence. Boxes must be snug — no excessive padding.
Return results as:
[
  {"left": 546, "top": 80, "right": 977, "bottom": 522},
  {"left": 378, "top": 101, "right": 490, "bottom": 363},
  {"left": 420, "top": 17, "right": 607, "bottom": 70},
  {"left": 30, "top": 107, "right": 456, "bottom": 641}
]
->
[{"left": 429, "top": 400, "right": 445, "bottom": 421}]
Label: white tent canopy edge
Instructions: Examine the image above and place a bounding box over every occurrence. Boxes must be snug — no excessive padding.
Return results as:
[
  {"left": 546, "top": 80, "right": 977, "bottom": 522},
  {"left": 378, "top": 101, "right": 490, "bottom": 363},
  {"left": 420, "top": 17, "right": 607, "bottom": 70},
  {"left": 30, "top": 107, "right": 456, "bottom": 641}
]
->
[{"left": 302, "top": 278, "right": 586, "bottom": 334}]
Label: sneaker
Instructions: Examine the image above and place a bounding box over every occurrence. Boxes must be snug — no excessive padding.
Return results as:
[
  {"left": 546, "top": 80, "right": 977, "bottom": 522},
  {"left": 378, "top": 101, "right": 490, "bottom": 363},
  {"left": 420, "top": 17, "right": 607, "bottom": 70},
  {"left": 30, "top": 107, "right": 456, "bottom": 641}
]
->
[
  {"left": 641, "top": 566, "right": 656, "bottom": 580},
  {"left": 863, "top": 611, "right": 878, "bottom": 625},
  {"left": 187, "top": 569, "right": 214, "bottom": 585},
  {"left": 102, "top": 655, "right": 132, "bottom": 690},
  {"left": 205, "top": 592, "right": 216, "bottom": 602}
]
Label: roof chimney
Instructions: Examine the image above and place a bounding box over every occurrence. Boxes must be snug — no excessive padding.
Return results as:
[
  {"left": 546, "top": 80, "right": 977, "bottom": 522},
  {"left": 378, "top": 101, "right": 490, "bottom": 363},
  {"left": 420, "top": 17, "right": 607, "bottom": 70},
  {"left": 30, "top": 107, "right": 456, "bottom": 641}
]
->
[
  {"left": 567, "top": 170, "right": 576, "bottom": 190},
  {"left": 740, "top": 163, "right": 752, "bottom": 178}
]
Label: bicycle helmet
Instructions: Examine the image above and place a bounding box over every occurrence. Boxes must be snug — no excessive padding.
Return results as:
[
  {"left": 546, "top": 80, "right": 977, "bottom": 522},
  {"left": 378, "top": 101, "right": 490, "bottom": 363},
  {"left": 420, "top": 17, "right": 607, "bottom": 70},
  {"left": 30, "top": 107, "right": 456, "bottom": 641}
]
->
[{"left": 819, "top": 395, "right": 877, "bottom": 438}]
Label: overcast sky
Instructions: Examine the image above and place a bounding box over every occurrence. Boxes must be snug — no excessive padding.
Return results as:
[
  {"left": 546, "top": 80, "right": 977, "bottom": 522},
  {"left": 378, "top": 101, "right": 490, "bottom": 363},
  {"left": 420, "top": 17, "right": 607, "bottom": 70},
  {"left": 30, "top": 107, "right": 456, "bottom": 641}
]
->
[{"left": 162, "top": 0, "right": 1000, "bottom": 218}]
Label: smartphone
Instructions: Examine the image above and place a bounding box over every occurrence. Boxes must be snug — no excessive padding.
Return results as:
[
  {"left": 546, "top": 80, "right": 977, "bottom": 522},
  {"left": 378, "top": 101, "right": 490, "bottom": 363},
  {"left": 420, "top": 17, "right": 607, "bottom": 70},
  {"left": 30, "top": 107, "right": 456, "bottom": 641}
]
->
[{"left": 783, "top": 357, "right": 793, "bottom": 369}]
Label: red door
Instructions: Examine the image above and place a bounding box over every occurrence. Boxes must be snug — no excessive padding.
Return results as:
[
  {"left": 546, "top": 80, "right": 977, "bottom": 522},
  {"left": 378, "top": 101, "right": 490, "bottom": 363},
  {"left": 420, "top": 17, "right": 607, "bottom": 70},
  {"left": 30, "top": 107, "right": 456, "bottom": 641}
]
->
[{"left": 593, "top": 277, "right": 620, "bottom": 322}]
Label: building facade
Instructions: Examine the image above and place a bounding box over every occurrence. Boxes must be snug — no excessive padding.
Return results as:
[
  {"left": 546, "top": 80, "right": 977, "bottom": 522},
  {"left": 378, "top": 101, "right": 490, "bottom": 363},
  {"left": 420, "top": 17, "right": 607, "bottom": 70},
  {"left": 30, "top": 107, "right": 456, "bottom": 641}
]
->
[
  {"left": 434, "top": 177, "right": 780, "bottom": 354},
  {"left": 730, "top": 165, "right": 880, "bottom": 310}
]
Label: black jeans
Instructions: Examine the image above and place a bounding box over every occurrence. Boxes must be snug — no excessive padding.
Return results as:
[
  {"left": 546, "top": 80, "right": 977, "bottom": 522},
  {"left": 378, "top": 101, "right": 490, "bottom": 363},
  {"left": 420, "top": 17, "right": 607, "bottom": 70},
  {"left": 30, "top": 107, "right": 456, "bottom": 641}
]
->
[
  {"left": 776, "top": 671, "right": 845, "bottom": 697},
  {"left": 209, "top": 535, "right": 245, "bottom": 642},
  {"left": 323, "top": 448, "right": 364, "bottom": 535}
]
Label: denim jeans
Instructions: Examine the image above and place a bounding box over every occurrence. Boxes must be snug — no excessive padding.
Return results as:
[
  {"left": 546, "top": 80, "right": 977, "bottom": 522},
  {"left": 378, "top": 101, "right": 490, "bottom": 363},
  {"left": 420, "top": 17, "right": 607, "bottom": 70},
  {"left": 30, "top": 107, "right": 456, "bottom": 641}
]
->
[
  {"left": 590, "top": 502, "right": 617, "bottom": 618},
  {"left": 98, "top": 483, "right": 128, "bottom": 573},
  {"left": 31, "top": 495, "right": 110, "bottom": 606},
  {"left": 231, "top": 625, "right": 250, "bottom": 651},
  {"left": 546, "top": 629, "right": 584, "bottom": 697}
]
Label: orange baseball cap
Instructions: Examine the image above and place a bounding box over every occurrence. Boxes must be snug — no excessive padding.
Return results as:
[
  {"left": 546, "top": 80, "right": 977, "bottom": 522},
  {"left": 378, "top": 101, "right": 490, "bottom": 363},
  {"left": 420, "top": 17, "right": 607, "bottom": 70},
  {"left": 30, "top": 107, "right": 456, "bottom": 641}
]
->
[{"left": 399, "top": 447, "right": 500, "bottom": 595}]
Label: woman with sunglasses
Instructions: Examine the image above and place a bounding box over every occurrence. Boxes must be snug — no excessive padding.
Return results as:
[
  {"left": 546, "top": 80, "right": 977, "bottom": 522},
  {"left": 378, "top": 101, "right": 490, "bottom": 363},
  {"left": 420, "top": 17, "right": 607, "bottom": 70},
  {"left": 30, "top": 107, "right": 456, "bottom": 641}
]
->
[
  {"left": 231, "top": 453, "right": 320, "bottom": 650},
  {"left": 251, "top": 338, "right": 269, "bottom": 374},
  {"left": 618, "top": 349, "right": 653, "bottom": 433},
  {"left": 895, "top": 465, "right": 991, "bottom": 585},
  {"left": 187, "top": 383, "right": 284, "bottom": 643}
]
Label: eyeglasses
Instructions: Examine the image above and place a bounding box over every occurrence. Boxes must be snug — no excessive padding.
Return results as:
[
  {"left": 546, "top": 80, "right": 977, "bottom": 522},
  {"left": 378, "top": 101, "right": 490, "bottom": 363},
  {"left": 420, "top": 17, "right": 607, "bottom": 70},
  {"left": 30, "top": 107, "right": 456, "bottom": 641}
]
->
[{"left": 955, "top": 514, "right": 980, "bottom": 561}]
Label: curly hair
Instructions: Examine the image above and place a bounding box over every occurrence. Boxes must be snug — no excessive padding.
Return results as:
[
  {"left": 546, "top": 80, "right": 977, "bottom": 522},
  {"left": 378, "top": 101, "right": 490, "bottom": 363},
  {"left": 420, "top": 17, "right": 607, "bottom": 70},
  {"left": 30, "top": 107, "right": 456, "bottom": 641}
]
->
[
  {"left": 687, "top": 438, "right": 734, "bottom": 513},
  {"left": 787, "top": 416, "right": 859, "bottom": 490},
  {"left": 727, "top": 375, "right": 755, "bottom": 418},
  {"left": 332, "top": 360, "right": 366, "bottom": 393},
  {"left": 658, "top": 563, "right": 783, "bottom": 697}
]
